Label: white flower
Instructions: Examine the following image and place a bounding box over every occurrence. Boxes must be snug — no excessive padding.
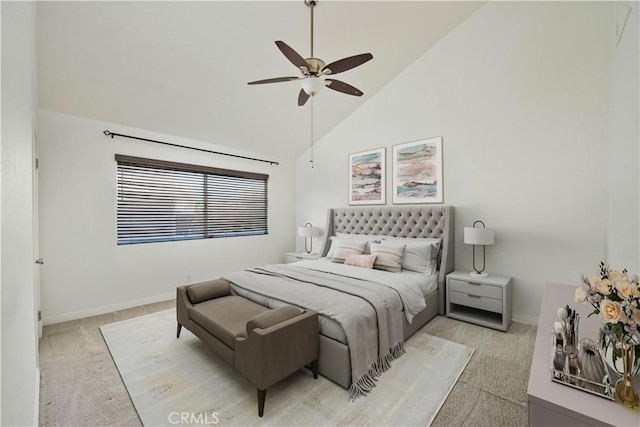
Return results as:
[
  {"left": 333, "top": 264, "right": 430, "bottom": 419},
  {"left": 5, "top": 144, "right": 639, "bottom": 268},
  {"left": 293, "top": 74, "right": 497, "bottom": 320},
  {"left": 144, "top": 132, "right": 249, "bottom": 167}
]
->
[
  {"left": 596, "top": 278, "right": 612, "bottom": 296},
  {"left": 574, "top": 287, "right": 586, "bottom": 303}
]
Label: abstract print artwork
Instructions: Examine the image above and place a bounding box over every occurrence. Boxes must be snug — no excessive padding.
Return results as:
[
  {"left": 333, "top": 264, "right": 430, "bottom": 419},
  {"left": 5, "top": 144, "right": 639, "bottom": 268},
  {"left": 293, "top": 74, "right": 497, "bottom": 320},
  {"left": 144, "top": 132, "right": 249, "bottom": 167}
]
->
[
  {"left": 392, "top": 137, "right": 443, "bottom": 204},
  {"left": 348, "top": 148, "right": 386, "bottom": 205}
]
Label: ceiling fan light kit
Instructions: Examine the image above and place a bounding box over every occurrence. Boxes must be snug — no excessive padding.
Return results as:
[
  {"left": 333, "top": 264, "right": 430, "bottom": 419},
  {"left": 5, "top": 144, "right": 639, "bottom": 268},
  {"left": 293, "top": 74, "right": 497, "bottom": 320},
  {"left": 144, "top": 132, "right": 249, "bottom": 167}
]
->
[
  {"left": 247, "top": 0, "right": 373, "bottom": 106},
  {"left": 301, "top": 76, "right": 326, "bottom": 95}
]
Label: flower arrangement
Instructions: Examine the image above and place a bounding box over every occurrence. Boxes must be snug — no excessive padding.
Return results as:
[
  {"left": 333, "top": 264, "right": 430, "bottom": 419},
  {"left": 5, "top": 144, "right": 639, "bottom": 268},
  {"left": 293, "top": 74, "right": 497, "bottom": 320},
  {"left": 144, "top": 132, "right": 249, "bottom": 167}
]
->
[{"left": 575, "top": 262, "right": 640, "bottom": 345}]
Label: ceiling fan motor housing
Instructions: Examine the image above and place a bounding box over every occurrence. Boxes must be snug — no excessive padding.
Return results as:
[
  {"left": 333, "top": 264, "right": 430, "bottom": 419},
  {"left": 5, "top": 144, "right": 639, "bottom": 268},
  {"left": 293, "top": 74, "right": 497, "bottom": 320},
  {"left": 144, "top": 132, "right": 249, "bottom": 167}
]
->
[{"left": 305, "top": 57, "right": 326, "bottom": 75}]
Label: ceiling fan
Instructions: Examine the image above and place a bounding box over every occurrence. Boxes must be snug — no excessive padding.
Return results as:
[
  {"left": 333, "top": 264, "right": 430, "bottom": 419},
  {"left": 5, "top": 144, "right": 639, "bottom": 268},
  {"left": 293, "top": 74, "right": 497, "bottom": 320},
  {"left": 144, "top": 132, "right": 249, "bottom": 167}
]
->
[{"left": 247, "top": 0, "right": 373, "bottom": 107}]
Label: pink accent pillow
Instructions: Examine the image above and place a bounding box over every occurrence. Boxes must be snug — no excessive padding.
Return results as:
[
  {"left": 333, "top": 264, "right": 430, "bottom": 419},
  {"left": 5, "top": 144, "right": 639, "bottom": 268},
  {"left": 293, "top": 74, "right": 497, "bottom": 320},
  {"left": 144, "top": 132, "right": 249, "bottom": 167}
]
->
[{"left": 344, "top": 253, "right": 377, "bottom": 269}]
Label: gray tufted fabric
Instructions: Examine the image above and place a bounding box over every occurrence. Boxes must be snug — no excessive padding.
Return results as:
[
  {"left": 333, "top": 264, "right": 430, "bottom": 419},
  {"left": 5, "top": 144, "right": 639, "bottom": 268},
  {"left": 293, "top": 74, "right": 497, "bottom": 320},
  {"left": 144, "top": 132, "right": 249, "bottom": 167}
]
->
[{"left": 319, "top": 206, "right": 454, "bottom": 315}]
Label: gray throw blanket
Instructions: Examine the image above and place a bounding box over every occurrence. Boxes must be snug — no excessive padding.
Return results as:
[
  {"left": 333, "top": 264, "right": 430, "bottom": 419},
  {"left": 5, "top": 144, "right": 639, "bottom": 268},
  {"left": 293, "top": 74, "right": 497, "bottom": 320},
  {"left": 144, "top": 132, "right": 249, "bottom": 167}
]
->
[{"left": 223, "top": 264, "right": 406, "bottom": 399}]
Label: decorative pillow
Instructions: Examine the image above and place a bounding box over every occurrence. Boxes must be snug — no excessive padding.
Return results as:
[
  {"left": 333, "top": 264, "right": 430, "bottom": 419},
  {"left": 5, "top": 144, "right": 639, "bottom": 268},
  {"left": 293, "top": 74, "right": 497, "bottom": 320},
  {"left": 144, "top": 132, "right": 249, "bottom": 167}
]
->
[
  {"left": 331, "top": 241, "right": 367, "bottom": 263},
  {"left": 369, "top": 242, "right": 406, "bottom": 273},
  {"left": 385, "top": 237, "right": 441, "bottom": 275},
  {"left": 327, "top": 234, "right": 386, "bottom": 257},
  {"left": 246, "top": 306, "right": 302, "bottom": 334},
  {"left": 344, "top": 253, "right": 377, "bottom": 269}
]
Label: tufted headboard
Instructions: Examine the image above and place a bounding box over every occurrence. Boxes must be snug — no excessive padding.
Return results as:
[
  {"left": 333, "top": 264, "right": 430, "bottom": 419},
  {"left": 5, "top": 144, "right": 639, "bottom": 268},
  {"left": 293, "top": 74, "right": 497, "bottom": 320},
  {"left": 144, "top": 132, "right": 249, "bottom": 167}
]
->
[{"left": 319, "top": 206, "right": 454, "bottom": 315}]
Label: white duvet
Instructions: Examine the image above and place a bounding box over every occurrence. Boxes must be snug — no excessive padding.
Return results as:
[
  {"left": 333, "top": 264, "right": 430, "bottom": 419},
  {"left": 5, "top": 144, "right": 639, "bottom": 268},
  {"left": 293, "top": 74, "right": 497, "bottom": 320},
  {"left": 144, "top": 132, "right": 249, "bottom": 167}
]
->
[{"left": 292, "top": 258, "right": 438, "bottom": 323}]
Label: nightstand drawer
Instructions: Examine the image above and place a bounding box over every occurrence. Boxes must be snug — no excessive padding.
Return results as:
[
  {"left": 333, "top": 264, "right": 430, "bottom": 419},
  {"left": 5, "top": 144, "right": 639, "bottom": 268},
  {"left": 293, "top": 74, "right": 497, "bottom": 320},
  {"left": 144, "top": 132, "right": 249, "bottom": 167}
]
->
[
  {"left": 449, "top": 291, "right": 503, "bottom": 314},
  {"left": 449, "top": 279, "right": 502, "bottom": 300},
  {"left": 284, "top": 252, "right": 321, "bottom": 264}
]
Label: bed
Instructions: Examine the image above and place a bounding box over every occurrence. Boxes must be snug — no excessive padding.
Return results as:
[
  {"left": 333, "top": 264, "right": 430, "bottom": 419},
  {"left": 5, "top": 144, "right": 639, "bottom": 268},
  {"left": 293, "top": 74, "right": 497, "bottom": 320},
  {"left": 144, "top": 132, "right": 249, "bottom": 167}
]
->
[{"left": 223, "top": 206, "right": 454, "bottom": 397}]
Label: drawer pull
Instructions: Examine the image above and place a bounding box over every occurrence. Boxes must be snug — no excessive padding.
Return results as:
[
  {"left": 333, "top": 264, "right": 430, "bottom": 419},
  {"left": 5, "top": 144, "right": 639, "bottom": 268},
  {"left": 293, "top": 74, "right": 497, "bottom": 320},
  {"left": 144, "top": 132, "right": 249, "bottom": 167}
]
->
[{"left": 468, "top": 294, "right": 482, "bottom": 298}]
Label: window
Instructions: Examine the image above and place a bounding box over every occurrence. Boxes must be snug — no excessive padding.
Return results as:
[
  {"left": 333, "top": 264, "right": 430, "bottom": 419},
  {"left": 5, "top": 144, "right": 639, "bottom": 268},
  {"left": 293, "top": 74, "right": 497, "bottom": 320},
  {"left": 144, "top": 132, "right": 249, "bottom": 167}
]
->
[{"left": 116, "top": 155, "right": 268, "bottom": 245}]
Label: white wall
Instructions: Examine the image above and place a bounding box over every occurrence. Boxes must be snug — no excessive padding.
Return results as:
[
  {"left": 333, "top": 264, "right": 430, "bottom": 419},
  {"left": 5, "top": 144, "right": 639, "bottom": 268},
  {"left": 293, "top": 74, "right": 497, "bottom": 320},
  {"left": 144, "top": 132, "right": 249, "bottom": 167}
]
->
[
  {"left": 38, "top": 110, "right": 296, "bottom": 323},
  {"left": 296, "top": 1, "right": 612, "bottom": 324},
  {"left": 1, "top": 1, "right": 40, "bottom": 425},
  {"left": 607, "top": 2, "right": 639, "bottom": 273}
]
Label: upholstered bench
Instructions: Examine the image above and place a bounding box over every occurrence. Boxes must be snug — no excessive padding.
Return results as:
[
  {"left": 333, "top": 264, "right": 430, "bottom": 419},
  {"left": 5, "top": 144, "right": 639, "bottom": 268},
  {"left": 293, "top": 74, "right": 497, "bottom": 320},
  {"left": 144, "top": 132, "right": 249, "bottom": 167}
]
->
[{"left": 176, "top": 279, "right": 319, "bottom": 417}]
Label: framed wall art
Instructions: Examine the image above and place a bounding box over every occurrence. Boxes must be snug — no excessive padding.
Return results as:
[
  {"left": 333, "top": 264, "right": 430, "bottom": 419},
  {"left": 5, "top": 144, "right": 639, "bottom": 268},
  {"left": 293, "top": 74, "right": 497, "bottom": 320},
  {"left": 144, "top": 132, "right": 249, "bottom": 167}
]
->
[
  {"left": 392, "top": 136, "right": 443, "bottom": 204},
  {"left": 348, "top": 148, "right": 386, "bottom": 205}
]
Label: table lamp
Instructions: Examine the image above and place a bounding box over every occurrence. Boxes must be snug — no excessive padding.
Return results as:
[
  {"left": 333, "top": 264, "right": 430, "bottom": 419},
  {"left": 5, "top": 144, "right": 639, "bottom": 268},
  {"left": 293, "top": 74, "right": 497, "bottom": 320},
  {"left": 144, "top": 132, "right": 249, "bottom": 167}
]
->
[
  {"left": 464, "top": 220, "right": 495, "bottom": 278},
  {"left": 298, "top": 222, "right": 321, "bottom": 253}
]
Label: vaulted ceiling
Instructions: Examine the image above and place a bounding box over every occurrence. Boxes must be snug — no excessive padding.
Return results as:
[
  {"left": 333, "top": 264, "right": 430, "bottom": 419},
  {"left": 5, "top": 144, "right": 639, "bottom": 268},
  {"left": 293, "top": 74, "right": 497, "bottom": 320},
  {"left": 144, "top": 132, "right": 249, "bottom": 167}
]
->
[{"left": 37, "top": 1, "right": 483, "bottom": 159}]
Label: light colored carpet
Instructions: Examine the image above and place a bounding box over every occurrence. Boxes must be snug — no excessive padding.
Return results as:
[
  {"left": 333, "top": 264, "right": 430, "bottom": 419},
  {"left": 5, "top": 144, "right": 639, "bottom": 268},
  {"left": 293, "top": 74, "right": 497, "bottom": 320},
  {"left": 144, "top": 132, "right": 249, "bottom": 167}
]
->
[{"left": 100, "top": 309, "right": 474, "bottom": 426}]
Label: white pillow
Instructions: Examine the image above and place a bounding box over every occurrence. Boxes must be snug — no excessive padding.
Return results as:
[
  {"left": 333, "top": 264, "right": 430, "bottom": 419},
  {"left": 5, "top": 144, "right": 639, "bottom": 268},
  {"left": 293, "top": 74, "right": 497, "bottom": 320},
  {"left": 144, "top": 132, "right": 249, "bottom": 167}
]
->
[
  {"left": 385, "top": 237, "right": 441, "bottom": 275},
  {"left": 369, "top": 242, "right": 406, "bottom": 273},
  {"left": 331, "top": 240, "right": 367, "bottom": 263},
  {"left": 385, "top": 236, "right": 441, "bottom": 246},
  {"left": 326, "top": 236, "right": 339, "bottom": 258},
  {"left": 336, "top": 232, "right": 386, "bottom": 241}
]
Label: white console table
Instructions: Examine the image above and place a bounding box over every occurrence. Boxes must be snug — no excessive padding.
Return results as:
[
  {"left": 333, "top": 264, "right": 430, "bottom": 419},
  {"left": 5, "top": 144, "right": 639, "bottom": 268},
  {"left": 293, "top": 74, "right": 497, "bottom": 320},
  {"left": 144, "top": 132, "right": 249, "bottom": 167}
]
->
[{"left": 527, "top": 283, "right": 640, "bottom": 426}]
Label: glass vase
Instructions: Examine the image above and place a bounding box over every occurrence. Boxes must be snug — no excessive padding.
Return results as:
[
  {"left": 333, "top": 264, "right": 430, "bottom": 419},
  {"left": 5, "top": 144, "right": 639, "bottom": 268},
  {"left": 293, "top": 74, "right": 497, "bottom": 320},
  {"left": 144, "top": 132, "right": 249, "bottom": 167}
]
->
[
  {"left": 599, "top": 326, "right": 640, "bottom": 378},
  {"left": 615, "top": 340, "right": 639, "bottom": 409}
]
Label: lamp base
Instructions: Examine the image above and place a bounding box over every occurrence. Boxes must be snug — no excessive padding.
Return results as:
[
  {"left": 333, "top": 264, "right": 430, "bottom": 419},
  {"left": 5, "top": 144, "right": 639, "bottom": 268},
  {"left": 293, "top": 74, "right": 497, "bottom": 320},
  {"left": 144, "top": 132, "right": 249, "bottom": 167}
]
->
[{"left": 470, "top": 271, "right": 489, "bottom": 278}]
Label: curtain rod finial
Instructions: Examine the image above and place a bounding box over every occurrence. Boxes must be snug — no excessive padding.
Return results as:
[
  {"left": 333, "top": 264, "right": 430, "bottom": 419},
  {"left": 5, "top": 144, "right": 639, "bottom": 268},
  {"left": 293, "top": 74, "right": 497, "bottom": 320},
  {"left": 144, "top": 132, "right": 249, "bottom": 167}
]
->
[{"left": 103, "top": 130, "right": 113, "bottom": 138}]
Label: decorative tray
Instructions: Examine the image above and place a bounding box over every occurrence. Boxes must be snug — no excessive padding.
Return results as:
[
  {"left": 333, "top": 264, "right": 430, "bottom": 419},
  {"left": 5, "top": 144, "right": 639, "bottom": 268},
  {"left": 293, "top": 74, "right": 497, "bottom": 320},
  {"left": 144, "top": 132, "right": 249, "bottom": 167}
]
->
[{"left": 549, "top": 332, "right": 615, "bottom": 400}]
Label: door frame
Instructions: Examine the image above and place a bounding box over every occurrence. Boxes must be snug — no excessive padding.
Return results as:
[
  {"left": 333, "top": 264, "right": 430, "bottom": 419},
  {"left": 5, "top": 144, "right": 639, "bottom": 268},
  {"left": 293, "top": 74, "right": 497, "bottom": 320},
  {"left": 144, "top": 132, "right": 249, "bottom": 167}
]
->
[{"left": 33, "top": 128, "right": 42, "bottom": 340}]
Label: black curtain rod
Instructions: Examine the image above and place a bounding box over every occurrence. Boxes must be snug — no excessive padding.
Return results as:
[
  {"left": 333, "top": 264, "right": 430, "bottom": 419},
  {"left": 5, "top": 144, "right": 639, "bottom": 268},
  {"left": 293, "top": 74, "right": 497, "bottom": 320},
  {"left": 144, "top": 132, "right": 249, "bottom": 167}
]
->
[{"left": 103, "top": 130, "right": 279, "bottom": 166}]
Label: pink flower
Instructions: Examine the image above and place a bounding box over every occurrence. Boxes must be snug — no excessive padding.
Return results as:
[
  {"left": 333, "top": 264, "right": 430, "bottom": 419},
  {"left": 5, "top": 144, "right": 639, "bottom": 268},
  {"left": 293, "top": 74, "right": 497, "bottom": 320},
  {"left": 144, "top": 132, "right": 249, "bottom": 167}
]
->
[
  {"left": 600, "top": 299, "right": 624, "bottom": 323},
  {"left": 610, "top": 270, "right": 628, "bottom": 281},
  {"left": 615, "top": 279, "right": 640, "bottom": 300}
]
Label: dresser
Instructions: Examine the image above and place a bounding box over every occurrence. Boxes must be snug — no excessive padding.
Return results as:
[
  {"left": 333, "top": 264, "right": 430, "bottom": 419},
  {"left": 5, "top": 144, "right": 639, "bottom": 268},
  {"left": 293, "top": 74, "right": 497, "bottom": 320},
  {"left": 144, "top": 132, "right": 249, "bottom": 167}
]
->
[{"left": 527, "top": 283, "right": 640, "bottom": 426}]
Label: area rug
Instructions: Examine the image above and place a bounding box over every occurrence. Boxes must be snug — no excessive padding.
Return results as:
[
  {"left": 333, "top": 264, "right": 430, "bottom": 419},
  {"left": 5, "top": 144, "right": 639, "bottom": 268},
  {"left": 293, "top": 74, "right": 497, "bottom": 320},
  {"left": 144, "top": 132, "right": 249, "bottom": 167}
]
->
[{"left": 100, "top": 309, "right": 474, "bottom": 426}]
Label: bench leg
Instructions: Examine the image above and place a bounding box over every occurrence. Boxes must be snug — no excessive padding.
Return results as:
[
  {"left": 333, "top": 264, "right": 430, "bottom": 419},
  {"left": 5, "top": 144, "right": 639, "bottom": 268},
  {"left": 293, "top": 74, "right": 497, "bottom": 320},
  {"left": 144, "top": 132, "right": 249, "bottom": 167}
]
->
[
  {"left": 257, "top": 389, "right": 266, "bottom": 417},
  {"left": 311, "top": 360, "right": 318, "bottom": 379},
  {"left": 176, "top": 323, "right": 182, "bottom": 338}
]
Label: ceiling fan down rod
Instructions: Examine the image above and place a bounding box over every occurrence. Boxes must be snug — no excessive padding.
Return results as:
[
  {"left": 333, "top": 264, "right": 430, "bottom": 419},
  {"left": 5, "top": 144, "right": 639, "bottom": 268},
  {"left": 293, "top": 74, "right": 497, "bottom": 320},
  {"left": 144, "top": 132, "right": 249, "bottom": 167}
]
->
[{"left": 306, "top": 0, "right": 317, "bottom": 58}]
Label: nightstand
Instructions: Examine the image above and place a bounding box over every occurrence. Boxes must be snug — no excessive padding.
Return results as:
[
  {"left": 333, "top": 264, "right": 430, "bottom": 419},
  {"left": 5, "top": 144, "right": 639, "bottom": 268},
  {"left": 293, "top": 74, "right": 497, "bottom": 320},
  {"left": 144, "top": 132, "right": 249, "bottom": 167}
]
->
[
  {"left": 446, "top": 270, "right": 512, "bottom": 331},
  {"left": 284, "top": 251, "right": 322, "bottom": 264}
]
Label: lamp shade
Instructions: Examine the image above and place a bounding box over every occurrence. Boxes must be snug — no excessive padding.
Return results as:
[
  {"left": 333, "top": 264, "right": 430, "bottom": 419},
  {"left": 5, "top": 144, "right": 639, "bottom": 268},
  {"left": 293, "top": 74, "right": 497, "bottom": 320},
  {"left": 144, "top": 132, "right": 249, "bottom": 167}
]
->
[
  {"left": 298, "top": 226, "right": 321, "bottom": 237},
  {"left": 464, "top": 227, "right": 495, "bottom": 245}
]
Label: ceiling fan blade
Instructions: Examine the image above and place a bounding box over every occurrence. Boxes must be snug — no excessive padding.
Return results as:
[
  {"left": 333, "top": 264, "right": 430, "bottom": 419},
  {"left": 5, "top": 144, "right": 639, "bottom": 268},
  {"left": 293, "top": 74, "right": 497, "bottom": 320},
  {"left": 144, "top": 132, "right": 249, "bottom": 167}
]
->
[
  {"left": 298, "top": 89, "right": 310, "bottom": 106},
  {"left": 325, "top": 79, "right": 364, "bottom": 97},
  {"left": 275, "top": 41, "right": 309, "bottom": 73},
  {"left": 247, "top": 76, "right": 300, "bottom": 85},
  {"left": 322, "top": 53, "right": 373, "bottom": 75}
]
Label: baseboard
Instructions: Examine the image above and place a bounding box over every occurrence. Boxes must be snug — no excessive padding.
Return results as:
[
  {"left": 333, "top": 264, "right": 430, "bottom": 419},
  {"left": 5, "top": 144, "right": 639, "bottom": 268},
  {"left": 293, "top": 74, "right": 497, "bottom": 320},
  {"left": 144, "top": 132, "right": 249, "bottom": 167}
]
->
[
  {"left": 42, "top": 292, "right": 174, "bottom": 325},
  {"left": 513, "top": 313, "right": 539, "bottom": 326}
]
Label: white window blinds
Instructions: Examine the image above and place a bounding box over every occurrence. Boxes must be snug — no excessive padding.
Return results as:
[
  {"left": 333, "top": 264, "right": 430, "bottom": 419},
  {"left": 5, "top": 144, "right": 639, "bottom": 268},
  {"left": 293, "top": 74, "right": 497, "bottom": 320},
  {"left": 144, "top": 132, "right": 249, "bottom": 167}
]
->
[{"left": 116, "top": 155, "right": 268, "bottom": 245}]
